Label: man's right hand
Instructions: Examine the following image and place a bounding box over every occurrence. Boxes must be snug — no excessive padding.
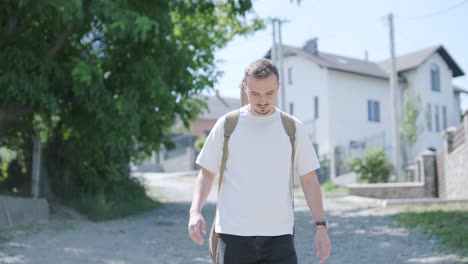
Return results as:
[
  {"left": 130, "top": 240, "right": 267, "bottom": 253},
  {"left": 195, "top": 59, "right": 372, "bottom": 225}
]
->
[{"left": 188, "top": 211, "right": 206, "bottom": 245}]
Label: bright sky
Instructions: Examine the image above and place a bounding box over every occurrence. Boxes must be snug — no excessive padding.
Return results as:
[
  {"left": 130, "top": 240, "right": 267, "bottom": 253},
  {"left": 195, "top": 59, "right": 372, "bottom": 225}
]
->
[{"left": 213, "top": 0, "right": 468, "bottom": 111}]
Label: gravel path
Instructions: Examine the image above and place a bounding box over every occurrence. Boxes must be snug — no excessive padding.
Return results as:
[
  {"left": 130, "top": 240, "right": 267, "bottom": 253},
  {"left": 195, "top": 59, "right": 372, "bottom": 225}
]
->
[{"left": 0, "top": 172, "right": 465, "bottom": 264}]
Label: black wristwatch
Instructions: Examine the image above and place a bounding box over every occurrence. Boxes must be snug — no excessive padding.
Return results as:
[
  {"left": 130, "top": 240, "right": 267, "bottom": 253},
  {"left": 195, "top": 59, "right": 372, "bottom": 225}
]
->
[{"left": 314, "top": 220, "right": 327, "bottom": 229}]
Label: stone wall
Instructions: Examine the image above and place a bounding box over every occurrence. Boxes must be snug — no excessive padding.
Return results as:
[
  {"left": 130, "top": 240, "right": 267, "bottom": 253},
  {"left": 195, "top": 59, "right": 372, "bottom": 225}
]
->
[
  {"left": 440, "top": 110, "right": 468, "bottom": 199},
  {"left": 160, "top": 147, "right": 196, "bottom": 172},
  {"left": 420, "top": 151, "right": 438, "bottom": 198},
  {"left": 135, "top": 147, "right": 196, "bottom": 173},
  {"left": 0, "top": 195, "right": 48, "bottom": 229},
  {"left": 348, "top": 182, "right": 425, "bottom": 199},
  {"left": 348, "top": 149, "right": 438, "bottom": 199}
]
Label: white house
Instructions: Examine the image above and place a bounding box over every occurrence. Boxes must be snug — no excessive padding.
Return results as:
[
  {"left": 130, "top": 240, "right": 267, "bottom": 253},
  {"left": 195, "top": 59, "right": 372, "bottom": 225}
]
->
[{"left": 266, "top": 39, "right": 466, "bottom": 180}]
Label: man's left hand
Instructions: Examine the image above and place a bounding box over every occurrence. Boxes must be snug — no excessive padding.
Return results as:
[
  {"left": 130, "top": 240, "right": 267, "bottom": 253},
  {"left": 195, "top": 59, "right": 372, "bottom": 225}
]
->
[{"left": 315, "top": 226, "right": 331, "bottom": 263}]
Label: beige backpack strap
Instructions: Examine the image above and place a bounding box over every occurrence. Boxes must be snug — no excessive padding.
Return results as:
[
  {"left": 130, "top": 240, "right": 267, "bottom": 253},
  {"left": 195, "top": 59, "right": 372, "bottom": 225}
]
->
[
  {"left": 210, "top": 109, "right": 240, "bottom": 264},
  {"left": 280, "top": 111, "right": 297, "bottom": 235},
  {"left": 218, "top": 109, "right": 241, "bottom": 191},
  {"left": 280, "top": 111, "right": 296, "bottom": 186}
]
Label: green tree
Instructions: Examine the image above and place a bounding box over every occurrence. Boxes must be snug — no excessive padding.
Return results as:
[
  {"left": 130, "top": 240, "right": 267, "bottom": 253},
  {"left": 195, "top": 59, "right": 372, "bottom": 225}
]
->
[
  {"left": 400, "top": 90, "right": 423, "bottom": 165},
  {"left": 0, "top": 0, "right": 263, "bottom": 219}
]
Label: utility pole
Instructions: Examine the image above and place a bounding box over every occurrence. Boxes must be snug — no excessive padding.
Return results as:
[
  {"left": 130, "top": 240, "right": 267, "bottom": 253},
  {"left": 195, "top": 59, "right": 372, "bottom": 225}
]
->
[
  {"left": 270, "top": 18, "right": 279, "bottom": 107},
  {"left": 388, "top": 13, "right": 402, "bottom": 181},
  {"left": 277, "top": 20, "right": 286, "bottom": 112},
  {"left": 31, "top": 132, "right": 42, "bottom": 198},
  {"left": 270, "top": 18, "right": 287, "bottom": 111},
  {"left": 271, "top": 18, "right": 278, "bottom": 65},
  {"left": 278, "top": 20, "right": 288, "bottom": 112}
]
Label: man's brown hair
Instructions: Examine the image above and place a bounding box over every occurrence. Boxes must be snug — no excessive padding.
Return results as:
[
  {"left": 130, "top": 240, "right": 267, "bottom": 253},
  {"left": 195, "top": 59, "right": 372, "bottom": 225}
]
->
[{"left": 243, "top": 59, "right": 279, "bottom": 82}]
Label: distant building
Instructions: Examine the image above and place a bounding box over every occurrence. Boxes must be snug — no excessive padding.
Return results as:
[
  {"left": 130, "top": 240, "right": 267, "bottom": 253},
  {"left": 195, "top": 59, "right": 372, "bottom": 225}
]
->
[
  {"left": 265, "top": 39, "right": 467, "bottom": 179},
  {"left": 189, "top": 90, "right": 240, "bottom": 137},
  {"left": 138, "top": 92, "right": 240, "bottom": 173}
]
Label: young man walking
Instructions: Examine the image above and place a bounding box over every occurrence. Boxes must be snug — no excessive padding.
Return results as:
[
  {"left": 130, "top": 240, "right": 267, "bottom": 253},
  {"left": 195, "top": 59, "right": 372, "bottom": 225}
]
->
[{"left": 188, "top": 59, "right": 331, "bottom": 263}]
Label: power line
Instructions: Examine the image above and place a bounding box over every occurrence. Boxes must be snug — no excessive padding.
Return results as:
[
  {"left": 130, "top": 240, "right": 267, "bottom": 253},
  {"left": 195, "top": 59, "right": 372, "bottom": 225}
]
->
[
  {"left": 318, "top": 17, "right": 382, "bottom": 40},
  {"left": 289, "top": 0, "right": 323, "bottom": 19},
  {"left": 397, "top": 0, "right": 468, "bottom": 20}
]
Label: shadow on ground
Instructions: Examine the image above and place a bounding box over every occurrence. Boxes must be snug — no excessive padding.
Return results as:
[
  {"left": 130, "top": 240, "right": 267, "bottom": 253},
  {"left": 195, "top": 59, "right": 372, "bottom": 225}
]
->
[{"left": 0, "top": 201, "right": 465, "bottom": 264}]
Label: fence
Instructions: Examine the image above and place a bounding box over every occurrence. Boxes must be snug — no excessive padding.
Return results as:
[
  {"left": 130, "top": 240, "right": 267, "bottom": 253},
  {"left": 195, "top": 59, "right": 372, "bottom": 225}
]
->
[
  {"left": 134, "top": 134, "right": 197, "bottom": 173},
  {"left": 439, "top": 110, "right": 468, "bottom": 199},
  {"left": 451, "top": 122, "right": 465, "bottom": 153}
]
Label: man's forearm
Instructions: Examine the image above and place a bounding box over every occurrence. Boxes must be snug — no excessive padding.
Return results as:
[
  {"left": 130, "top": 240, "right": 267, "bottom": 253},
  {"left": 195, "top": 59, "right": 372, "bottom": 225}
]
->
[
  {"left": 190, "top": 168, "right": 216, "bottom": 214},
  {"left": 300, "top": 171, "right": 326, "bottom": 221}
]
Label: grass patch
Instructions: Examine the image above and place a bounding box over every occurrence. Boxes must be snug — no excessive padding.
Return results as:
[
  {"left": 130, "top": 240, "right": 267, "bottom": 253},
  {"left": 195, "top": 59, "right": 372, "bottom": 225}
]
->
[
  {"left": 293, "top": 181, "right": 348, "bottom": 200},
  {"left": 0, "top": 235, "right": 9, "bottom": 244},
  {"left": 394, "top": 203, "right": 468, "bottom": 257},
  {"left": 144, "top": 185, "right": 166, "bottom": 201},
  {"left": 63, "top": 193, "right": 159, "bottom": 222},
  {"left": 294, "top": 188, "right": 304, "bottom": 200},
  {"left": 51, "top": 220, "right": 76, "bottom": 232},
  {"left": 60, "top": 178, "right": 161, "bottom": 222},
  {"left": 175, "top": 175, "right": 197, "bottom": 183},
  {"left": 321, "top": 181, "right": 348, "bottom": 195},
  {"left": 333, "top": 198, "right": 361, "bottom": 207}
]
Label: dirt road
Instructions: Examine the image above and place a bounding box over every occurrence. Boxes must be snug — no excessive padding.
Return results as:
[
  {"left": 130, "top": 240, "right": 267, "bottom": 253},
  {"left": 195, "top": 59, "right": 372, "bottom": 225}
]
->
[{"left": 0, "top": 172, "right": 465, "bottom": 264}]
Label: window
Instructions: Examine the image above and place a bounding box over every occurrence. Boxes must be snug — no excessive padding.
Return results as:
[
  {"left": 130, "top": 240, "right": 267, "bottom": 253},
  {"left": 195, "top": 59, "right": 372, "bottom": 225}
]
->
[
  {"left": 435, "top": 104, "right": 440, "bottom": 132},
  {"left": 430, "top": 64, "right": 440, "bottom": 92},
  {"left": 426, "top": 104, "right": 432, "bottom": 131},
  {"left": 442, "top": 105, "right": 447, "bottom": 130},
  {"left": 288, "top": 67, "right": 293, "bottom": 85},
  {"left": 367, "top": 100, "right": 380, "bottom": 122},
  {"left": 314, "top": 96, "right": 319, "bottom": 119},
  {"left": 289, "top": 102, "right": 294, "bottom": 115}
]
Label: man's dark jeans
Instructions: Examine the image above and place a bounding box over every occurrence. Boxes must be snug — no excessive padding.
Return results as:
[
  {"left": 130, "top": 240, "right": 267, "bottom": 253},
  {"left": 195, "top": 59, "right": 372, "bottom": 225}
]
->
[{"left": 216, "top": 233, "right": 297, "bottom": 264}]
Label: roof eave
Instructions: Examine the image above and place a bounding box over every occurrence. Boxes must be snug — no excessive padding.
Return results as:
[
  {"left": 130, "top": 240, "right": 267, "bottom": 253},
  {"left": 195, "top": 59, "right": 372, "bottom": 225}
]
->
[
  {"left": 437, "top": 47, "right": 465, "bottom": 77},
  {"left": 328, "top": 68, "right": 388, "bottom": 80},
  {"left": 454, "top": 87, "right": 468, "bottom": 94}
]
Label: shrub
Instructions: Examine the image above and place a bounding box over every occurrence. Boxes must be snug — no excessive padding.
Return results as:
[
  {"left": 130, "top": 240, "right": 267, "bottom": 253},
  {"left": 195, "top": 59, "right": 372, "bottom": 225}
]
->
[
  {"left": 344, "top": 146, "right": 393, "bottom": 183},
  {"left": 0, "top": 147, "right": 16, "bottom": 182},
  {"left": 194, "top": 135, "right": 207, "bottom": 152}
]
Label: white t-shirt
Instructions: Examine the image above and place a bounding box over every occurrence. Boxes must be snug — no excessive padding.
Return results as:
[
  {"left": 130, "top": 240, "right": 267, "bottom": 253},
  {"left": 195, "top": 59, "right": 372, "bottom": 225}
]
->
[{"left": 196, "top": 106, "right": 320, "bottom": 236}]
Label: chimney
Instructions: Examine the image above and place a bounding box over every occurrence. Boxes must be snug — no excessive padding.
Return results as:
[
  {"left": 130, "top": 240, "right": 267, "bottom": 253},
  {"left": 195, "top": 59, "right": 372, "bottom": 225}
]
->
[
  {"left": 303, "top": 38, "right": 319, "bottom": 56},
  {"left": 365, "top": 49, "right": 369, "bottom": 61}
]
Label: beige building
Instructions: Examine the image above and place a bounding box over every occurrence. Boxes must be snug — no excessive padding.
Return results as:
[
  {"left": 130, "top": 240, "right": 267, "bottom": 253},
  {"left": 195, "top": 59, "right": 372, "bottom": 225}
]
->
[
  {"left": 135, "top": 92, "right": 240, "bottom": 173},
  {"left": 189, "top": 91, "right": 240, "bottom": 137}
]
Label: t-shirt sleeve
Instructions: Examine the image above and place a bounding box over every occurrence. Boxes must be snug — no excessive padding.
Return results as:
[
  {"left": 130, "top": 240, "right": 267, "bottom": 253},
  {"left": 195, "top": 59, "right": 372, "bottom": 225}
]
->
[
  {"left": 294, "top": 120, "right": 321, "bottom": 177},
  {"left": 195, "top": 115, "right": 225, "bottom": 175}
]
